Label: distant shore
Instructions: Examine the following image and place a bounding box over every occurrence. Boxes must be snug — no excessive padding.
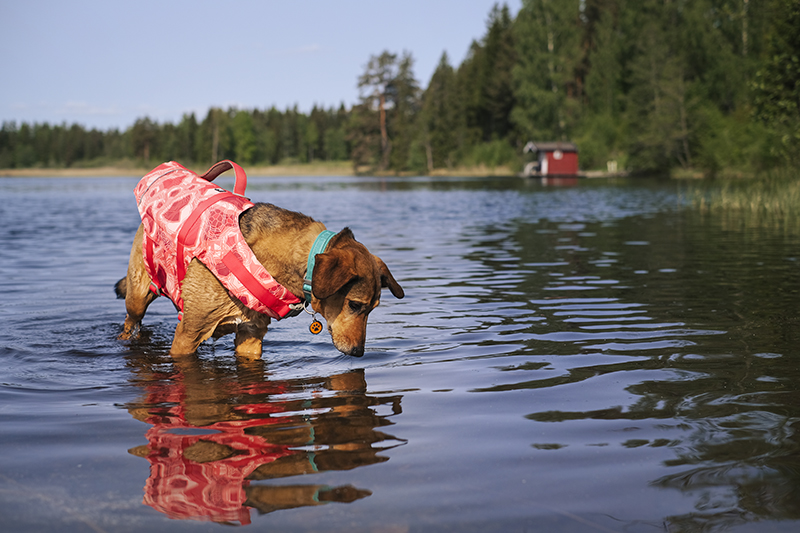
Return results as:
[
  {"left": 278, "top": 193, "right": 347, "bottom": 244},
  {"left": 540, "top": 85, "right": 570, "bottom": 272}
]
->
[
  {"left": 0, "top": 161, "right": 355, "bottom": 178},
  {"left": 0, "top": 161, "right": 517, "bottom": 178}
]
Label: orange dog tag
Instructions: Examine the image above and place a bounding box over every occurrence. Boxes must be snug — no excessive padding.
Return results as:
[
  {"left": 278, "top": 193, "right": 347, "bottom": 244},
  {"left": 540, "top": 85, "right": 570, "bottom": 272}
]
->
[{"left": 309, "top": 319, "right": 323, "bottom": 335}]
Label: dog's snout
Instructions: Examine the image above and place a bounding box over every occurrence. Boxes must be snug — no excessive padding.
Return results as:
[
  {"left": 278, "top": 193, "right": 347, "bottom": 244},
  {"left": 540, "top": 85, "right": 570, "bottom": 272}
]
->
[
  {"left": 349, "top": 345, "right": 365, "bottom": 357},
  {"left": 335, "top": 339, "right": 365, "bottom": 357}
]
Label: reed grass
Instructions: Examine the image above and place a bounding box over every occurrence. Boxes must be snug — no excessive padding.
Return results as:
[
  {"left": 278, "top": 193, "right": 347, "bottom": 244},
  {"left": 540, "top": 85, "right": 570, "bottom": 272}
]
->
[{"left": 688, "top": 169, "right": 800, "bottom": 231}]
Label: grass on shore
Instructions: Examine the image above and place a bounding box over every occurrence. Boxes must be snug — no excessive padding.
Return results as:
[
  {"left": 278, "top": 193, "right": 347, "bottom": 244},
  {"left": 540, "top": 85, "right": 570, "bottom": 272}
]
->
[
  {"left": 0, "top": 160, "right": 357, "bottom": 178},
  {"left": 688, "top": 169, "right": 800, "bottom": 230}
]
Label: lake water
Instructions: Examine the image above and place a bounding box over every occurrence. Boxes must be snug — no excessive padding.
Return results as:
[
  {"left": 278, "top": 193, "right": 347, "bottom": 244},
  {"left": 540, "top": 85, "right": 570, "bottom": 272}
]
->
[{"left": 2, "top": 174, "right": 800, "bottom": 532}]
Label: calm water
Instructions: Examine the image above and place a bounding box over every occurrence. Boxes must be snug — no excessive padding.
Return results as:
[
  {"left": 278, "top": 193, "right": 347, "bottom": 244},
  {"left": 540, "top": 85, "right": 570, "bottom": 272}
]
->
[{"left": 2, "top": 174, "right": 800, "bottom": 532}]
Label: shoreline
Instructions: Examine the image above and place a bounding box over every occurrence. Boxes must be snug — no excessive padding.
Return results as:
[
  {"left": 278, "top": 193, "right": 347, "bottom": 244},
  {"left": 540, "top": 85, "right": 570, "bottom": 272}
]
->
[
  {"left": 0, "top": 166, "right": 146, "bottom": 177},
  {"left": 0, "top": 162, "right": 356, "bottom": 178},
  {"left": 0, "top": 162, "right": 518, "bottom": 178}
]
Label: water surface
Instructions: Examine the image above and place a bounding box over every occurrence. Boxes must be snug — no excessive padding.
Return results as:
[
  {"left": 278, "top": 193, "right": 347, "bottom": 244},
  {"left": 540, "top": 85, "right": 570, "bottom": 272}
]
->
[{"left": 2, "top": 175, "right": 800, "bottom": 532}]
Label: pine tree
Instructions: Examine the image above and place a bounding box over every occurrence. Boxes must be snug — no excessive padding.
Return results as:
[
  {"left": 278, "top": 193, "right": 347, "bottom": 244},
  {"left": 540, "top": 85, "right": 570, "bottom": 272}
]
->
[
  {"left": 358, "top": 51, "right": 399, "bottom": 170},
  {"left": 512, "top": 0, "right": 583, "bottom": 142},
  {"left": 388, "top": 52, "right": 421, "bottom": 171},
  {"left": 232, "top": 110, "right": 256, "bottom": 165},
  {"left": 481, "top": 3, "right": 517, "bottom": 142},
  {"left": 176, "top": 113, "right": 198, "bottom": 164},
  {"left": 347, "top": 103, "right": 380, "bottom": 173},
  {"left": 131, "top": 117, "right": 158, "bottom": 163},
  {"left": 421, "top": 52, "right": 460, "bottom": 170}
]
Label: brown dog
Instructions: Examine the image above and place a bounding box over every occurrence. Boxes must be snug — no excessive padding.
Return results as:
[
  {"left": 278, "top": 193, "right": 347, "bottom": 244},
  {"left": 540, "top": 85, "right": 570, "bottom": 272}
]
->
[{"left": 116, "top": 202, "right": 404, "bottom": 358}]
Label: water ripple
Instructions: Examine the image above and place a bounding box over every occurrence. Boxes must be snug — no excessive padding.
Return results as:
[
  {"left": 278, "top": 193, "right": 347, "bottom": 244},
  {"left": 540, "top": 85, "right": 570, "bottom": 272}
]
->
[{"left": 4, "top": 177, "right": 800, "bottom": 531}]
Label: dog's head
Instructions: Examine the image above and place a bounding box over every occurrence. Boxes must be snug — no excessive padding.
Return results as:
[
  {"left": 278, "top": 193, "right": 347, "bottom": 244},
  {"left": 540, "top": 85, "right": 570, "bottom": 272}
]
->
[{"left": 310, "top": 228, "right": 404, "bottom": 356}]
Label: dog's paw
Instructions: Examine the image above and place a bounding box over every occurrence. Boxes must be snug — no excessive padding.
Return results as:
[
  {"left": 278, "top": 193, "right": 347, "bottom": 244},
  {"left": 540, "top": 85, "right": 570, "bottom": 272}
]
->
[{"left": 117, "top": 323, "right": 140, "bottom": 341}]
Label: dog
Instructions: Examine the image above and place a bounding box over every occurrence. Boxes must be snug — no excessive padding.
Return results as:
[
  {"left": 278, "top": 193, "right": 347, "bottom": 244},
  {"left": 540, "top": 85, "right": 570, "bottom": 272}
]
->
[{"left": 116, "top": 161, "right": 404, "bottom": 359}]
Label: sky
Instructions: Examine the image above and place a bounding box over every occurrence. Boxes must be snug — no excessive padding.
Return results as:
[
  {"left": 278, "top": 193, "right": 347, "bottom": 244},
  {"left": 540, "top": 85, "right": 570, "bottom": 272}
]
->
[{"left": 1, "top": 0, "right": 520, "bottom": 131}]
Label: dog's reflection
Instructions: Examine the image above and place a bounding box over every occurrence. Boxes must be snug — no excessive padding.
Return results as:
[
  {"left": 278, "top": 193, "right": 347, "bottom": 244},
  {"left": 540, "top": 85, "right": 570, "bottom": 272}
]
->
[{"left": 125, "top": 356, "right": 404, "bottom": 525}]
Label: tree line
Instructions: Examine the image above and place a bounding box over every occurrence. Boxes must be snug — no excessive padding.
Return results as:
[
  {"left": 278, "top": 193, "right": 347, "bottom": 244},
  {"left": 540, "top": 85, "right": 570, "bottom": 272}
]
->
[
  {"left": 2, "top": 0, "right": 798, "bottom": 175},
  {"left": 0, "top": 105, "right": 350, "bottom": 170}
]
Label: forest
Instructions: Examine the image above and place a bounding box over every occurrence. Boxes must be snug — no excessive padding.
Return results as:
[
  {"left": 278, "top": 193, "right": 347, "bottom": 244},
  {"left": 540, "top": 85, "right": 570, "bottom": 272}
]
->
[{"left": 1, "top": 0, "right": 798, "bottom": 176}]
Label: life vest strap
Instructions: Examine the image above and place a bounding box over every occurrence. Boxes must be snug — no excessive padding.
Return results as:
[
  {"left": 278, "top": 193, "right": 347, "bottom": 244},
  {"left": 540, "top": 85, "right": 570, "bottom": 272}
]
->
[
  {"left": 200, "top": 160, "right": 248, "bottom": 196},
  {"left": 221, "top": 251, "right": 300, "bottom": 318},
  {"left": 175, "top": 191, "right": 238, "bottom": 301}
]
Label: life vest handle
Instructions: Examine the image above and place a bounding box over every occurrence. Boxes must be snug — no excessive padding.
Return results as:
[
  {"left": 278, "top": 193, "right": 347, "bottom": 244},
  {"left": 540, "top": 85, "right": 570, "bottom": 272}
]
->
[{"left": 199, "top": 160, "right": 248, "bottom": 196}]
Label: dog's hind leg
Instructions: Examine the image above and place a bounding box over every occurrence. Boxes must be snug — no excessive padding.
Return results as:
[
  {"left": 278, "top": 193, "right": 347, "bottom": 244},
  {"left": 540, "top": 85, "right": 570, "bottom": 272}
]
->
[{"left": 170, "top": 318, "right": 213, "bottom": 356}]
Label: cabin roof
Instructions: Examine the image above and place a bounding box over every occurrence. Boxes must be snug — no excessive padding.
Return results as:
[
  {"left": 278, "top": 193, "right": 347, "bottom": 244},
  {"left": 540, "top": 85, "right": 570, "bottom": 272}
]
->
[{"left": 523, "top": 141, "right": 578, "bottom": 153}]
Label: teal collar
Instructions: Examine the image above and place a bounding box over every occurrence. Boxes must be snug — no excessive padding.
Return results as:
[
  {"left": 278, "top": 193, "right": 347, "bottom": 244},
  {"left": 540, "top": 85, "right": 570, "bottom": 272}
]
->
[{"left": 303, "top": 230, "right": 337, "bottom": 303}]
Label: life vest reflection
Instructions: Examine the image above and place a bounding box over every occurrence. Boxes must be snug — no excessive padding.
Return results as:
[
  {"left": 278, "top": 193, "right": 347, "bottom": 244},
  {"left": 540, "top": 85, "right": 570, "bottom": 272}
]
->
[{"left": 126, "top": 359, "right": 405, "bottom": 525}]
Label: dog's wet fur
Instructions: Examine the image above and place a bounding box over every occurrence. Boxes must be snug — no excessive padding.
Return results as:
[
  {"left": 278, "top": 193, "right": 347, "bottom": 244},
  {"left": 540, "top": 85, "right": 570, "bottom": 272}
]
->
[{"left": 116, "top": 203, "right": 404, "bottom": 359}]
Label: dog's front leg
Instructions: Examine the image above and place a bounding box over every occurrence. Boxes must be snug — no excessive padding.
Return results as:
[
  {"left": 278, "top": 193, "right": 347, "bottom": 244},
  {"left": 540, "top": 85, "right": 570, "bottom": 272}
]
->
[
  {"left": 118, "top": 226, "right": 157, "bottom": 340},
  {"left": 234, "top": 319, "right": 269, "bottom": 360},
  {"left": 120, "top": 279, "right": 157, "bottom": 339}
]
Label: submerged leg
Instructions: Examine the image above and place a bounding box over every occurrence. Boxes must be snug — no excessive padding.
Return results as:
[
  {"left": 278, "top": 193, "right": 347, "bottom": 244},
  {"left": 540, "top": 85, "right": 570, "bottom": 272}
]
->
[
  {"left": 169, "top": 260, "right": 244, "bottom": 356},
  {"left": 119, "top": 226, "right": 158, "bottom": 340},
  {"left": 234, "top": 319, "right": 270, "bottom": 360},
  {"left": 170, "top": 316, "right": 215, "bottom": 356},
  {"left": 120, "top": 288, "right": 157, "bottom": 340}
]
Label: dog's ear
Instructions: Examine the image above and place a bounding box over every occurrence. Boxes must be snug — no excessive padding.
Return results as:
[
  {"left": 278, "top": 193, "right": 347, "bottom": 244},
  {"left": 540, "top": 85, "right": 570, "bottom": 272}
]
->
[
  {"left": 312, "top": 249, "right": 357, "bottom": 300},
  {"left": 373, "top": 255, "right": 404, "bottom": 299}
]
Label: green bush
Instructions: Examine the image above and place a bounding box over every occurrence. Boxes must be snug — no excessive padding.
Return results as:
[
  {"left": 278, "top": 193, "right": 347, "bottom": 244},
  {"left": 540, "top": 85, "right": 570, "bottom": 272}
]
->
[{"left": 464, "top": 139, "right": 517, "bottom": 169}]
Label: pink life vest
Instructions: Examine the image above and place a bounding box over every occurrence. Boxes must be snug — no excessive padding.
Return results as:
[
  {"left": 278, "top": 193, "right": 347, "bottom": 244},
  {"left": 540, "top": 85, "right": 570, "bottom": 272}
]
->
[{"left": 134, "top": 160, "right": 302, "bottom": 319}]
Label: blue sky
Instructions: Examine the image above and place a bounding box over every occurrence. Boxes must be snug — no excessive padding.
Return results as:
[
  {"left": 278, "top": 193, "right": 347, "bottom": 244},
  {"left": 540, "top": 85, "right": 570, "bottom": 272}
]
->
[{"left": 1, "top": 0, "right": 520, "bottom": 131}]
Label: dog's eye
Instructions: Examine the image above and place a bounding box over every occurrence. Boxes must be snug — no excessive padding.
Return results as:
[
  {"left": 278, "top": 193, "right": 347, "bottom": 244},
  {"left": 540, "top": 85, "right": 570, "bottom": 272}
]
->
[{"left": 348, "top": 300, "right": 365, "bottom": 313}]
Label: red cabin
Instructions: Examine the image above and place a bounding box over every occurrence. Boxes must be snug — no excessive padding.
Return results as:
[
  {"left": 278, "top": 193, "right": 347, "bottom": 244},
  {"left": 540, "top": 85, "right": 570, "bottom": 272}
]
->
[{"left": 523, "top": 142, "right": 579, "bottom": 177}]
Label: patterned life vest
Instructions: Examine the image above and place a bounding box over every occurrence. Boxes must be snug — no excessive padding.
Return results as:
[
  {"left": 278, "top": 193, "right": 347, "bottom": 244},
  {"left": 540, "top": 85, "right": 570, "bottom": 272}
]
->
[{"left": 134, "top": 161, "right": 302, "bottom": 319}]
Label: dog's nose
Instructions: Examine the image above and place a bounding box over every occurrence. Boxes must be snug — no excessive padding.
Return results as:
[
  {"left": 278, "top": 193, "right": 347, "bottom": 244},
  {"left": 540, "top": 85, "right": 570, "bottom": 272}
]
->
[{"left": 349, "top": 345, "right": 364, "bottom": 357}]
